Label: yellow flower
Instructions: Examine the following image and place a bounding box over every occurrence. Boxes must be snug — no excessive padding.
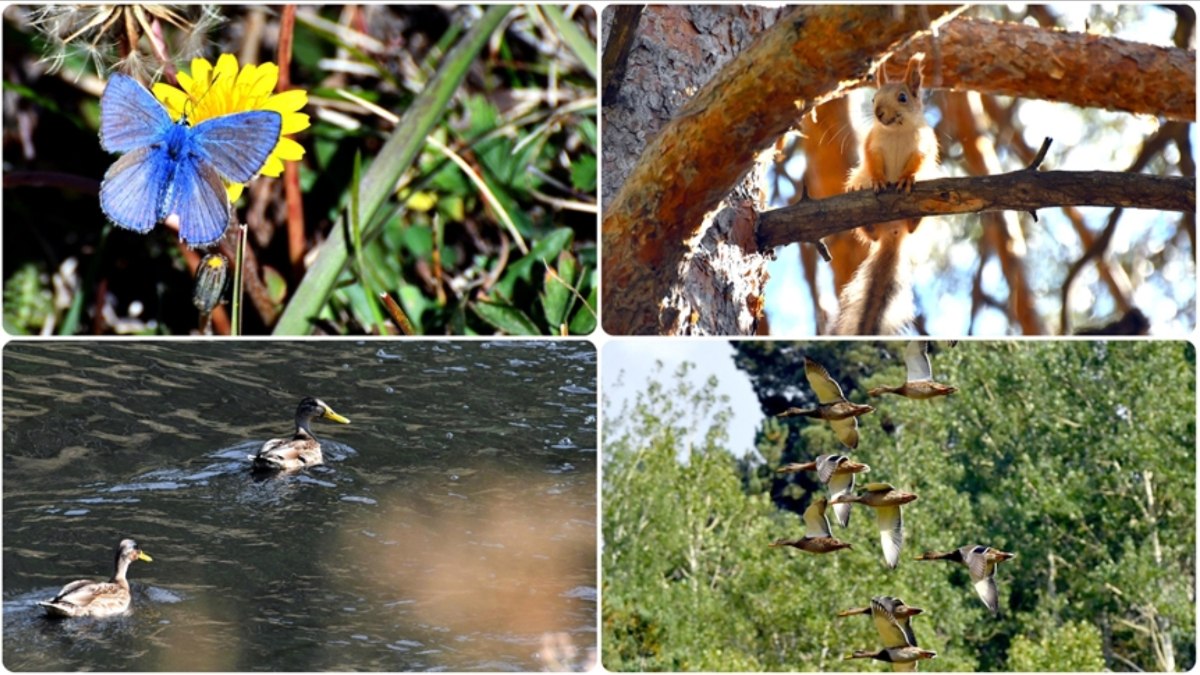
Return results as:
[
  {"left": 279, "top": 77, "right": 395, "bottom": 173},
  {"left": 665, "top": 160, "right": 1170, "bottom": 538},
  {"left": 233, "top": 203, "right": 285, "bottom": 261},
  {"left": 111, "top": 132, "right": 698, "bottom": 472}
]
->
[{"left": 152, "top": 53, "right": 309, "bottom": 202}]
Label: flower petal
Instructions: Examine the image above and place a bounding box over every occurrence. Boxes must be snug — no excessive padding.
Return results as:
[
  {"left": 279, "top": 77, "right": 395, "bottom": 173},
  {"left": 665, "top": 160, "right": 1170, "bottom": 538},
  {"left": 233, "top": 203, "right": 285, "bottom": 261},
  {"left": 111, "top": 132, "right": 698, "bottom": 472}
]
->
[
  {"left": 273, "top": 136, "right": 306, "bottom": 161},
  {"left": 152, "top": 83, "right": 188, "bottom": 120},
  {"left": 265, "top": 89, "right": 308, "bottom": 114},
  {"left": 226, "top": 182, "right": 245, "bottom": 203},
  {"left": 213, "top": 53, "right": 239, "bottom": 84},
  {"left": 260, "top": 156, "right": 284, "bottom": 177},
  {"left": 280, "top": 112, "right": 311, "bottom": 135}
]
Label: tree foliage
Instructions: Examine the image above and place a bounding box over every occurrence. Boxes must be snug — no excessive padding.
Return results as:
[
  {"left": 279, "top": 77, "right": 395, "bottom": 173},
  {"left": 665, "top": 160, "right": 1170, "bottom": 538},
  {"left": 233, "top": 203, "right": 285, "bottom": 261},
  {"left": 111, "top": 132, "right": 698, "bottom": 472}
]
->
[{"left": 603, "top": 342, "right": 1195, "bottom": 671}]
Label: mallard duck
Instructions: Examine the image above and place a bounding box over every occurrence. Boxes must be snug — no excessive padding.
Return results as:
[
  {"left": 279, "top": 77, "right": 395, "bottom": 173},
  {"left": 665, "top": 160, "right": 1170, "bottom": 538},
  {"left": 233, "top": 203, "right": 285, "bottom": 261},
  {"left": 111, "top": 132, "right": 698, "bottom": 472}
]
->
[
  {"left": 249, "top": 397, "right": 350, "bottom": 472},
  {"left": 837, "top": 596, "right": 925, "bottom": 648},
  {"left": 914, "top": 545, "right": 1016, "bottom": 614},
  {"left": 869, "top": 341, "right": 957, "bottom": 399},
  {"left": 830, "top": 483, "right": 917, "bottom": 569},
  {"left": 777, "top": 454, "right": 870, "bottom": 528},
  {"left": 770, "top": 496, "right": 853, "bottom": 554},
  {"left": 38, "top": 538, "right": 152, "bottom": 618},
  {"left": 777, "top": 358, "right": 875, "bottom": 449},
  {"left": 844, "top": 646, "right": 937, "bottom": 672}
]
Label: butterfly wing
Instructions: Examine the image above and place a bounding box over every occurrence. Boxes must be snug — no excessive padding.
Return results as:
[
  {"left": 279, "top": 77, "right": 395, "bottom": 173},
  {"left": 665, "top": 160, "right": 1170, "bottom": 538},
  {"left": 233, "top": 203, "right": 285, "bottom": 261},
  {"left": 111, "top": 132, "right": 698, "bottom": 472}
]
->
[
  {"left": 190, "top": 111, "right": 282, "bottom": 183},
  {"left": 162, "top": 152, "right": 234, "bottom": 248},
  {"left": 99, "top": 74, "right": 173, "bottom": 153},
  {"left": 100, "top": 145, "right": 172, "bottom": 233}
]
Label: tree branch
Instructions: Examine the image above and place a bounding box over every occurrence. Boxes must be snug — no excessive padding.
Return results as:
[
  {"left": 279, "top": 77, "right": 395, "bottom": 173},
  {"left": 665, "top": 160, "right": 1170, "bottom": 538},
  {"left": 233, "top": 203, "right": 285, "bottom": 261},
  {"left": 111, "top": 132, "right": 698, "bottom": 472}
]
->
[
  {"left": 757, "top": 170, "right": 1195, "bottom": 250},
  {"left": 884, "top": 17, "right": 1195, "bottom": 121}
]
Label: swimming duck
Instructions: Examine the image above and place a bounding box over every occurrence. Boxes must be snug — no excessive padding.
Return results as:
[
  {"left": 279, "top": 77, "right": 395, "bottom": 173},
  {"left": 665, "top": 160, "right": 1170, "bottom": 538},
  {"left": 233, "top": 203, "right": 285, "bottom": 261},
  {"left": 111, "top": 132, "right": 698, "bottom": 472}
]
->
[
  {"left": 38, "top": 538, "right": 152, "bottom": 618},
  {"left": 769, "top": 496, "right": 853, "bottom": 554},
  {"left": 869, "top": 341, "right": 957, "bottom": 400},
  {"left": 837, "top": 596, "right": 925, "bottom": 648},
  {"left": 777, "top": 454, "right": 870, "bottom": 528},
  {"left": 777, "top": 358, "right": 875, "bottom": 449},
  {"left": 249, "top": 397, "right": 351, "bottom": 472},
  {"left": 830, "top": 483, "right": 917, "bottom": 569},
  {"left": 914, "top": 545, "right": 1016, "bottom": 614},
  {"left": 844, "top": 646, "right": 937, "bottom": 672}
]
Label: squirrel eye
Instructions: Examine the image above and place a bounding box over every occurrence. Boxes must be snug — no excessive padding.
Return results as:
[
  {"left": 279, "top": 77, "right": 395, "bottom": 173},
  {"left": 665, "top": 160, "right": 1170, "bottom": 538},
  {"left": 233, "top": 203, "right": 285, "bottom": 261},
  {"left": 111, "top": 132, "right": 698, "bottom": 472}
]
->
[{"left": 898, "top": 93, "right": 908, "bottom": 103}]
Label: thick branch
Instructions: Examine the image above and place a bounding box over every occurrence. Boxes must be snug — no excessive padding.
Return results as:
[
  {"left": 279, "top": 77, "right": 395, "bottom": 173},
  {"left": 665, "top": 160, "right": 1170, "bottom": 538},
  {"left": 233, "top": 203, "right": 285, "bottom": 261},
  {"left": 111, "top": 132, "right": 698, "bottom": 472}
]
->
[
  {"left": 884, "top": 17, "right": 1195, "bottom": 121},
  {"left": 758, "top": 171, "right": 1195, "bottom": 249}
]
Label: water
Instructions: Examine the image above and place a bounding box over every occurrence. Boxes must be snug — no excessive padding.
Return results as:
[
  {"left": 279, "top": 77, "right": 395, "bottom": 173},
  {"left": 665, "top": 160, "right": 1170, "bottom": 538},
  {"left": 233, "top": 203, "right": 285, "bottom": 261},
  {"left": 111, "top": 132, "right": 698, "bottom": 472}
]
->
[{"left": 2, "top": 341, "right": 597, "bottom": 671}]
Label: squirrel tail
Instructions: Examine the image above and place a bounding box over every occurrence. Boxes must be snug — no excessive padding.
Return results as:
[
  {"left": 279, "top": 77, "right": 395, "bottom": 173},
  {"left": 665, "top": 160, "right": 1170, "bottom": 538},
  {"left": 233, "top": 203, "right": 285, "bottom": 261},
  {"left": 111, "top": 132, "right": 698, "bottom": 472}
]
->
[{"left": 834, "top": 225, "right": 914, "bottom": 335}]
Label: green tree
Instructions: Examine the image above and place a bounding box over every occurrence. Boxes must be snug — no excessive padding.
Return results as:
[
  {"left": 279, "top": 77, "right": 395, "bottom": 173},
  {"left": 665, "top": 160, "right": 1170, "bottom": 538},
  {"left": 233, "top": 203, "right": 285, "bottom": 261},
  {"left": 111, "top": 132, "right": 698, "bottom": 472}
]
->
[{"left": 604, "top": 342, "right": 1195, "bottom": 671}]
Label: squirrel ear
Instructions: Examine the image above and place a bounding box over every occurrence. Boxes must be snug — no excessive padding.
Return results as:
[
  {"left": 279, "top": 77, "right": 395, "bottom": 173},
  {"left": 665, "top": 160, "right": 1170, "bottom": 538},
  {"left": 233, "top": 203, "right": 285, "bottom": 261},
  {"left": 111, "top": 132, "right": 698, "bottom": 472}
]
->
[
  {"left": 904, "top": 52, "right": 926, "bottom": 92},
  {"left": 875, "top": 60, "right": 887, "bottom": 88}
]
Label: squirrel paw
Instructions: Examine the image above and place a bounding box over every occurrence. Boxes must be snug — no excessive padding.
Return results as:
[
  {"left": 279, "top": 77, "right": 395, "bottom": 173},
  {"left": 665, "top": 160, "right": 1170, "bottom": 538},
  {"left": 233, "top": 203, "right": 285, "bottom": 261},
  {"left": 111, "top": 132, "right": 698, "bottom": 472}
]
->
[
  {"left": 897, "top": 176, "right": 916, "bottom": 193},
  {"left": 871, "top": 180, "right": 888, "bottom": 193}
]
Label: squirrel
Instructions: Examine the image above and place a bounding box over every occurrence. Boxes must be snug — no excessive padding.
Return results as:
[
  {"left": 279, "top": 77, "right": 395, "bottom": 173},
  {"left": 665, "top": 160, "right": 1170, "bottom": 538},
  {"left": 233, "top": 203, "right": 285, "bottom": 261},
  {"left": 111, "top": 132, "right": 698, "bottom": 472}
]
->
[{"left": 834, "top": 52, "right": 939, "bottom": 336}]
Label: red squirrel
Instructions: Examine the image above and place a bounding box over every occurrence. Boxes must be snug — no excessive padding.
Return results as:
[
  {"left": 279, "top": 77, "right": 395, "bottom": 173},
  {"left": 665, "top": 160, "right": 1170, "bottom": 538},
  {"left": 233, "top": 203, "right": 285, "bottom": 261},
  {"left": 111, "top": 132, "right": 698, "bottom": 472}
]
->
[{"left": 835, "top": 52, "right": 938, "bottom": 336}]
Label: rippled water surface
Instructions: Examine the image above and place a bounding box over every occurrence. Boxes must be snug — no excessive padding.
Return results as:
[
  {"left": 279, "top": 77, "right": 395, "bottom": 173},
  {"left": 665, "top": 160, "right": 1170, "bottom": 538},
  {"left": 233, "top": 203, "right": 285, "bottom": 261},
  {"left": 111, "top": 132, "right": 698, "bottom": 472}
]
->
[{"left": 2, "top": 341, "right": 597, "bottom": 671}]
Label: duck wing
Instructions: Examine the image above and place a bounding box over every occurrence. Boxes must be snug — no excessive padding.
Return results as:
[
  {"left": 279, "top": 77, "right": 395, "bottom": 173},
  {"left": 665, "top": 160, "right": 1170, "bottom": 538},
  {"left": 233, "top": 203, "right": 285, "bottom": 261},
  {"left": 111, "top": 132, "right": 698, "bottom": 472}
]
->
[
  {"left": 827, "top": 470, "right": 855, "bottom": 528},
  {"left": 828, "top": 417, "right": 860, "bottom": 449},
  {"left": 877, "top": 505, "right": 905, "bottom": 569},
  {"left": 966, "top": 548, "right": 1001, "bottom": 613},
  {"left": 803, "top": 498, "right": 834, "bottom": 538},
  {"left": 805, "top": 358, "right": 848, "bottom": 403},
  {"left": 870, "top": 598, "right": 914, "bottom": 649},
  {"left": 904, "top": 341, "right": 933, "bottom": 382}
]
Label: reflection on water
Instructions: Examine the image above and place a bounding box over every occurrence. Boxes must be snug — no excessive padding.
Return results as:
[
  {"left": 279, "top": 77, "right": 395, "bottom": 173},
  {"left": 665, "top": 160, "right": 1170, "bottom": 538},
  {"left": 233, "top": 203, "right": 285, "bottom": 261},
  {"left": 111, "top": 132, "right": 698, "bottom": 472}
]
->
[{"left": 2, "top": 341, "right": 597, "bottom": 671}]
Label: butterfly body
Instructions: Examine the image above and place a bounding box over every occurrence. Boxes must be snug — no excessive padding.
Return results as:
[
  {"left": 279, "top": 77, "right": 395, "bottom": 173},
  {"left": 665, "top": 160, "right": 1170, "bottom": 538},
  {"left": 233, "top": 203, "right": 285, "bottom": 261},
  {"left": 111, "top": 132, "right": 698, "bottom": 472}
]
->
[{"left": 99, "top": 73, "right": 281, "bottom": 248}]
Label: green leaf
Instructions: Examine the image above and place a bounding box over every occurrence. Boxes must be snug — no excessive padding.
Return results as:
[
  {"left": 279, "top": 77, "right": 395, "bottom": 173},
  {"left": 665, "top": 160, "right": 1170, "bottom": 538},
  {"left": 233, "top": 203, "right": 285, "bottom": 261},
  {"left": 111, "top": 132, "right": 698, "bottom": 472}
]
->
[
  {"left": 470, "top": 299, "right": 541, "bottom": 335},
  {"left": 495, "top": 227, "right": 574, "bottom": 299},
  {"left": 570, "top": 154, "right": 597, "bottom": 192},
  {"left": 567, "top": 271, "right": 597, "bottom": 335},
  {"left": 540, "top": 251, "right": 577, "bottom": 330}
]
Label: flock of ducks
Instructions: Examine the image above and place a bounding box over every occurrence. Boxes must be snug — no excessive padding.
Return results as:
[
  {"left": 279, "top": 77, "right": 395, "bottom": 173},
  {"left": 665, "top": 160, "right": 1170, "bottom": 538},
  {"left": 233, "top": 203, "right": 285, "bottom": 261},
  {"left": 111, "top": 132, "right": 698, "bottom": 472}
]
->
[
  {"left": 770, "top": 342, "right": 1016, "bottom": 671},
  {"left": 36, "top": 398, "right": 350, "bottom": 618}
]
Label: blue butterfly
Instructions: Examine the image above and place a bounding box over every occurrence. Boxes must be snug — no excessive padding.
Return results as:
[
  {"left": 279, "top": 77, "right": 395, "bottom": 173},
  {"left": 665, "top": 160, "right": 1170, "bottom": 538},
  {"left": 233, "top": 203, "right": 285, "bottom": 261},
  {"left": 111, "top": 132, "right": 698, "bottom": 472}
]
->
[{"left": 99, "top": 73, "right": 282, "bottom": 248}]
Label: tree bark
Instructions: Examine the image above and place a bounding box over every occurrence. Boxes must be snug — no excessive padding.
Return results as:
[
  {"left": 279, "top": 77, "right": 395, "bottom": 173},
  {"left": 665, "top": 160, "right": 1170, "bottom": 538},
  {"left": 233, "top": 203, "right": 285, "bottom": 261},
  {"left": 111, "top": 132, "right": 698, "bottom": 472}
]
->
[{"left": 757, "top": 171, "right": 1195, "bottom": 248}]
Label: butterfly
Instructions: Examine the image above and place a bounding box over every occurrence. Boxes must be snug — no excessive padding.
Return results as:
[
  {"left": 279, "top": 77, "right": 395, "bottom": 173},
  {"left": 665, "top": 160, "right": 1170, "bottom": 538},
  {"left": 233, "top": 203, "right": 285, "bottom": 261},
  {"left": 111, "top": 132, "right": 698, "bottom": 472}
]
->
[{"left": 99, "top": 73, "right": 281, "bottom": 248}]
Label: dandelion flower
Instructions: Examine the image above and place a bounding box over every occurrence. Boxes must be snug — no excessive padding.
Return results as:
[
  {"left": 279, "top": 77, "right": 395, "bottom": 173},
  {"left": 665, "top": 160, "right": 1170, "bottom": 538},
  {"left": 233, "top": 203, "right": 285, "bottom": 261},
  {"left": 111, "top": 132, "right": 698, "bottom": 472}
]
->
[
  {"left": 153, "top": 53, "right": 309, "bottom": 202},
  {"left": 26, "top": 4, "right": 221, "bottom": 80}
]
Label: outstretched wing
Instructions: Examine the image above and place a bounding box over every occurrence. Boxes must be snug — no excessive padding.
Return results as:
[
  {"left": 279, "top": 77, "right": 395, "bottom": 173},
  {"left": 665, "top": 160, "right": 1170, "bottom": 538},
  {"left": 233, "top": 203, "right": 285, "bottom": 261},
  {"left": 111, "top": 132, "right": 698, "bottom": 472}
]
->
[
  {"left": 99, "top": 73, "right": 173, "bottom": 153},
  {"left": 877, "top": 505, "right": 905, "bottom": 569},
  {"left": 805, "top": 358, "right": 847, "bottom": 403},
  {"left": 828, "top": 417, "right": 859, "bottom": 449},
  {"left": 191, "top": 110, "right": 282, "bottom": 183},
  {"left": 803, "top": 497, "right": 833, "bottom": 538},
  {"left": 870, "top": 597, "right": 914, "bottom": 649},
  {"left": 100, "top": 145, "right": 171, "bottom": 233},
  {"left": 904, "top": 341, "right": 933, "bottom": 382},
  {"left": 827, "top": 469, "right": 855, "bottom": 528}
]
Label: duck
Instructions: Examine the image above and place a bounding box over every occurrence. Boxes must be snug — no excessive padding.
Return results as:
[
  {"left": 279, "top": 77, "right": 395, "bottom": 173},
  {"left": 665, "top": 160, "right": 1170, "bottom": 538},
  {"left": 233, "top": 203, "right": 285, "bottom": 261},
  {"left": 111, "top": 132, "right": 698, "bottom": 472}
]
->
[
  {"left": 776, "top": 358, "right": 875, "bottom": 449},
  {"left": 777, "top": 454, "right": 870, "bottom": 527},
  {"left": 868, "top": 341, "right": 957, "bottom": 400},
  {"left": 844, "top": 646, "right": 937, "bottom": 672},
  {"left": 914, "top": 545, "right": 1016, "bottom": 614},
  {"left": 837, "top": 596, "right": 925, "bottom": 648},
  {"left": 830, "top": 483, "right": 917, "bottom": 569},
  {"left": 249, "top": 397, "right": 351, "bottom": 472},
  {"left": 769, "top": 496, "right": 852, "bottom": 554},
  {"left": 38, "top": 538, "right": 152, "bottom": 618}
]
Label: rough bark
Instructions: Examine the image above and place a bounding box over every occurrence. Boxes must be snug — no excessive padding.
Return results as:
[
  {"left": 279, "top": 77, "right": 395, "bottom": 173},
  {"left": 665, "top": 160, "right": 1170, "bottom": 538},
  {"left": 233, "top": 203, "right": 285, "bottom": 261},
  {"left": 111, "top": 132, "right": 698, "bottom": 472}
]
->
[
  {"left": 883, "top": 17, "right": 1195, "bottom": 121},
  {"left": 757, "top": 171, "right": 1195, "bottom": 248}
]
